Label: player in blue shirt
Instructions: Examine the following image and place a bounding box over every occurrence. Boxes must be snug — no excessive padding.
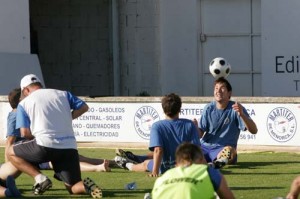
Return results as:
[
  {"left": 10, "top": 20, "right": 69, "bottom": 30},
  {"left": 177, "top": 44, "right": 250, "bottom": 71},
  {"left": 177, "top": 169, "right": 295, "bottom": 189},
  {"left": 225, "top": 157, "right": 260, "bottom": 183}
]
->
[
  {"left": 115, "top": 93, "right": 201, "bottom": 177},
  {"left": 196, "top": 77, "right": 257, "bottom": 168}
]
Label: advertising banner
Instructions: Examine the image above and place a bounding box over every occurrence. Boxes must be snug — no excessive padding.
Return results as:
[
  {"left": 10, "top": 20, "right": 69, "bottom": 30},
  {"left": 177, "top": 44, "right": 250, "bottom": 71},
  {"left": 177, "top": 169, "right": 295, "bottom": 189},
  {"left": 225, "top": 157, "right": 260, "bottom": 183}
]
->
[
  {"left": 1, "top": 101, "right": 299, "bottom": 147},
  {"left": 72, "top": 102, "right": 300, "bottom": 147}
]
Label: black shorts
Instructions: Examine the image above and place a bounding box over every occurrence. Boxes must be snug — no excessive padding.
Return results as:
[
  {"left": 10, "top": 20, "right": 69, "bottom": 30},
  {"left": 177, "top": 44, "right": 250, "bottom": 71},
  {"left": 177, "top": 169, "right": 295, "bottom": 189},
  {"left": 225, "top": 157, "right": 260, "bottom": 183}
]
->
[{"left": 13, "top": 139, "right": 81, "bottom": 185}]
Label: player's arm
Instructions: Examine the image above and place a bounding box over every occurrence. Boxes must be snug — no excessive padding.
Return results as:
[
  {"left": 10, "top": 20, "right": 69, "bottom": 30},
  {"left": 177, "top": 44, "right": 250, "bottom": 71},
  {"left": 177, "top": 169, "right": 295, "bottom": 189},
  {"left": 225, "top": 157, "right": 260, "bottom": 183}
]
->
[
  {"left": 192, "top": 119, "right": 204, "bottom": 138},
  {"left": 149, "top": 146, "right": 163, "bottom": 177},
  {"left": 216, "top": 175, "right": 235, "bottom": 199},
  {"left": 72, "top": 104, "right": 89, "bottom": 119},
  {"left": 20, "top": 128, "right": 34, "bottom": 140},
  {"left": 232, "top": 102, "right": 257, "bottom": 134},
  {"left": 67, "top": 91, "right": 89, "bottom": 119},
  {"left": 16, "top": 106, "right": 33, "bottom": 139},
  {"left": 5, "top": 136, "right": 16, "bottom": 162},
  {"left": 286, "top": 176, "right": 300, "bottom": 199},
  {"left": 240, "top": 113, "right": 257, "bottom": 134}
]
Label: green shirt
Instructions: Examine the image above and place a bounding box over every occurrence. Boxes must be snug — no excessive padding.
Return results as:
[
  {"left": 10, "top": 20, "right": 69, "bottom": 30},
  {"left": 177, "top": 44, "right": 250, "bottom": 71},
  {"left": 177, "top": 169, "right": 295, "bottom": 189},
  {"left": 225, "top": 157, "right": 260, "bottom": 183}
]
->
[{"left": 152, "top": 164, "right": 216, "bottom": 199}]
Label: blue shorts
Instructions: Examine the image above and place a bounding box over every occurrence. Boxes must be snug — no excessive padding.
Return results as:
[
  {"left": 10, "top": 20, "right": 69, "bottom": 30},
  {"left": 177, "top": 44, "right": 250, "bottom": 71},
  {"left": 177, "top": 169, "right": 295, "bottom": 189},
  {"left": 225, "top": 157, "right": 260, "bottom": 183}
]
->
[
  {"left": 201, "top": 144, "right": 237, "bottom": 163},
  {"left": 146, "top": 160, "right": 164, "bottom": 174}
]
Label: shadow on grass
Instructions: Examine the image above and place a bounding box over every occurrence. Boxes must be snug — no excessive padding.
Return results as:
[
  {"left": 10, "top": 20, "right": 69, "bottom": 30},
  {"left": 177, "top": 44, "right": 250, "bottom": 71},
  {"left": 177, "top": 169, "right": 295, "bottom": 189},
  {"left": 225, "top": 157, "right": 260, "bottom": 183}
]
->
[
  {"left": 230, "top": 186, "right": 285, "bottom": 191},
  {"left": 228, "top": 161, "right": 300, "bottom": 169},
  {"left": 219, "top": 161, "right": 300, "bottom": 175},
  {"left": 103, "top": 189, "right": 152, "bottom": 197}
]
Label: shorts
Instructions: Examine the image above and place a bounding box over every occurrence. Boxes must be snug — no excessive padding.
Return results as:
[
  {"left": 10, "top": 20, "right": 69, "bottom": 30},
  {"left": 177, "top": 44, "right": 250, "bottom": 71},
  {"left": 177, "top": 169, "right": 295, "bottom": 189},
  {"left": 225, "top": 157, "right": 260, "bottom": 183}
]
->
[
  {"left": 201, "top": 144, "right": 237, "bottom": 163},
  {"left": 39, "top": 162, "right": 51, "bottom": 170},
  {"left": 13, "top": 139, "right": 81, "bottom": 185}
]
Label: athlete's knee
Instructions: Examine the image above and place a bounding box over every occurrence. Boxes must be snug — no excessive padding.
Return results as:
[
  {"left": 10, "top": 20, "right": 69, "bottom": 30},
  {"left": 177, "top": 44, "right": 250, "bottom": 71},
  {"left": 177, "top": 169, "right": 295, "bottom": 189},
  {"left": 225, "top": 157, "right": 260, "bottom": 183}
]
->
[
  {"left": 7, "top": 146, "right": 15, "bottom": 158},
  {"left": 217, "top": 146, "right": 237, "bottom": 163}
]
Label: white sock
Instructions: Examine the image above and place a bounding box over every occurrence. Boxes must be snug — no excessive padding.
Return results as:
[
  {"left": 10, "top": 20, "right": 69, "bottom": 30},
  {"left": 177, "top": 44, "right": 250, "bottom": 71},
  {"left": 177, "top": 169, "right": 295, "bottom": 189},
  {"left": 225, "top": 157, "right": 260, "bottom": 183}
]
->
[
  {"left": 125, "top": 163, "right": 134, "bottom": 170},
  {"left": 34, "top": 174, "right": 47, "bottom": 183}
]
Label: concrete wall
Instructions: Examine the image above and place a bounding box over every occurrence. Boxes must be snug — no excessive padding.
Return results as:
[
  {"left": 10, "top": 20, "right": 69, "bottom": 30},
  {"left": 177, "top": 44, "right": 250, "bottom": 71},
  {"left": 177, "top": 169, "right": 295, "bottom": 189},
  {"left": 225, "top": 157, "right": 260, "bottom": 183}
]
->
[
  {"left": 159, "top": 0, "right": 200, "bottom": 96},
  {"left": 0, "top": 0, "right": 30, "bottom": 53},
  {"left": 118, "top": 0, "right": 161, "bottom": 96},
  {"left": 29, "top": 0, "right": 112, "bottom": 96}
]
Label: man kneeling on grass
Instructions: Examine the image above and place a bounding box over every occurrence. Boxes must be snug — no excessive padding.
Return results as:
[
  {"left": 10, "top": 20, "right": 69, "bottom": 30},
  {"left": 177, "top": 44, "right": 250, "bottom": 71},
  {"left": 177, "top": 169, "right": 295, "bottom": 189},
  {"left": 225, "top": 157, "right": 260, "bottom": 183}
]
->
[{"left": 8, "top": 74, "right": 102, "bottom": 198}]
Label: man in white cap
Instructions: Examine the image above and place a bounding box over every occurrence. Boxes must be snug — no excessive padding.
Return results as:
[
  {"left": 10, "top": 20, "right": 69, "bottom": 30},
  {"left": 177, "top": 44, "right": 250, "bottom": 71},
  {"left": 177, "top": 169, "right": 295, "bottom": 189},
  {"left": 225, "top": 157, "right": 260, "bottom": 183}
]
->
[{"left": 7, "top": 74, "right": 102, "bottom": 198}]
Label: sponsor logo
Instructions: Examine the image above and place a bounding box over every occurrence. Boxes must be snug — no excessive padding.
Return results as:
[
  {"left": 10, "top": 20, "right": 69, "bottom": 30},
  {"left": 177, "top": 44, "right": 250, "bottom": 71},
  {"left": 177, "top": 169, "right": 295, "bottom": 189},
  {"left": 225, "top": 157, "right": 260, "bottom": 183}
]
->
[
  {"left": 267, "top": 107, "right": 297, "bottom": 142},
  {"left": 134, "top": 106, "right": 160, "bottom": 140}
]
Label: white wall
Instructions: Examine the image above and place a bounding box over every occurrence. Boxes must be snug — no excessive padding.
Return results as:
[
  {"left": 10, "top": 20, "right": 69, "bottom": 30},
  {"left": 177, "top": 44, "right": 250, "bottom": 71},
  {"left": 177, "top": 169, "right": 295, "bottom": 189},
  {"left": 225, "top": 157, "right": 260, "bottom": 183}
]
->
[
  {"left": 0, "top": 0, "right": 30, "bottom": 53},
  {"left": 159, "top": 0, "right": 200, "bottom": 96},
  {"left": 262, "top": 0, "right": 300, "bottom": 96}
]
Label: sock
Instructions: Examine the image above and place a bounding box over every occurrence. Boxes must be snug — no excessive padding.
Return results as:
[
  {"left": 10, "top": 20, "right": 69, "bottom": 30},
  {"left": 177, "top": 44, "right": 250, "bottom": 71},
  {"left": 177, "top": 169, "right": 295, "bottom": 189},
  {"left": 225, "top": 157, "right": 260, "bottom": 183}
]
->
[
  {"left": 4, "top": 189, "right": 12, "bottom": 197},
  {"left": 125, "top": 163, "right": 134, "bottom": 170},
  {"left": 34, "top": 174, "right": 47, "bottom": 183}
]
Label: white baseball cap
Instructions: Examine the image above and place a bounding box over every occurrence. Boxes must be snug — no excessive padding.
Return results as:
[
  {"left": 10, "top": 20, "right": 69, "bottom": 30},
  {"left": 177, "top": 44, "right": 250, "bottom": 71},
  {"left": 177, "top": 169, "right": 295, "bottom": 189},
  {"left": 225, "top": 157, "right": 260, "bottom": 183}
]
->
[{"left": 20, "top": 74, "right": 42, "bottom": 90}]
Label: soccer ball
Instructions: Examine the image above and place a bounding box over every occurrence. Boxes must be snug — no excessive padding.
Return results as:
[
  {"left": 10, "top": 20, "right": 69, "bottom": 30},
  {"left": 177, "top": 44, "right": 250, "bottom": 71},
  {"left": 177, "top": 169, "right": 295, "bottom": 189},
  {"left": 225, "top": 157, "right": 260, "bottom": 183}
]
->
[{"left": 209, "top": 57, "right": 231, "bottom": 79}]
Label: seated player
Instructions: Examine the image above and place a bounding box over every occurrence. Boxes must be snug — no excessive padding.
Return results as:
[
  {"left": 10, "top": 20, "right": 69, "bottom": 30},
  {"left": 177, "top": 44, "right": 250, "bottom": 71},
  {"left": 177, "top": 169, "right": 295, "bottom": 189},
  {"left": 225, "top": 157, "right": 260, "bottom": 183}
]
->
[
  {"left": 151, "top": 142, "right": 235, "bottom": 199},
  {"left": 114, "top": 93, "right": 201, "bottom": 177}
]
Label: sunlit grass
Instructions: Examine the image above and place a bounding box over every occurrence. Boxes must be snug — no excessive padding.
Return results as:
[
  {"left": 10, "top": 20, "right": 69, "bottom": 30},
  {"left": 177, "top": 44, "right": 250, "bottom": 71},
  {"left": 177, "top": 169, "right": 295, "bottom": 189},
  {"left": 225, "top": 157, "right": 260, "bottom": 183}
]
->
[{"left": 2, "top": 148, "right": 299, "bottom": 198}]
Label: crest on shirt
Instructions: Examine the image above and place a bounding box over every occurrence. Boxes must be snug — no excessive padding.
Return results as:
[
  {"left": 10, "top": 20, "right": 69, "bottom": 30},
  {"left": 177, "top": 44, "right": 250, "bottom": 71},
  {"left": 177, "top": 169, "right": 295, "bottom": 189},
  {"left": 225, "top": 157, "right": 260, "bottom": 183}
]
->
[
  {"left": 267, "top": 107, "right": 296, "bottom": 142},
  {"left": 134, "top": 106, "right": 160, "bottom": 140}
]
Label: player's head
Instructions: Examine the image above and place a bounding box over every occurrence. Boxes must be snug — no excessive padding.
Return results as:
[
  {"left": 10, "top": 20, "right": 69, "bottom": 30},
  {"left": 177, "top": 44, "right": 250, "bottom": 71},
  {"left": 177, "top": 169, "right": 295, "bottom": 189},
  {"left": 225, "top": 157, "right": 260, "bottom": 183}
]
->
[
  {"left": 8, "top": 88, "right": 21, "bottom": 109},
  {"left": 214, "top": 77, "right": 232, "bottom": 92},
  {"left": 214, "top": 77, "right": 232, "bottom": 99},
  {"left": 176, "top": 142, "right": 204, "bottom": 166},
  {"left": 161, "top": 93, "right": 182, "bottom": 117},
  {"left": 20, "top": 74, "right": 43, "bottom": 96}
]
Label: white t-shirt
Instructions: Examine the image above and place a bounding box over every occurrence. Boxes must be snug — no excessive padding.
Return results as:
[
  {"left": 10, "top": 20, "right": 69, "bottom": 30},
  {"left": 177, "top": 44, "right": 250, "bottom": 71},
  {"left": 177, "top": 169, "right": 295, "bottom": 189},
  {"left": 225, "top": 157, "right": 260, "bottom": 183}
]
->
[{"left": 16, "top": 88, "right": 86, "bottom": 149}]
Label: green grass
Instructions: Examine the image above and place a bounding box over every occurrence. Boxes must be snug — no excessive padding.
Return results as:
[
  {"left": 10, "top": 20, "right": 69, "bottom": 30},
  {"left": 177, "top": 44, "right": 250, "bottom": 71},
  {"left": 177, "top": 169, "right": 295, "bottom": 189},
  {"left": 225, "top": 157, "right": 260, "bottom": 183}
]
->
[{"left": 3, "top": 148, "right": 300, "bottom": 198}]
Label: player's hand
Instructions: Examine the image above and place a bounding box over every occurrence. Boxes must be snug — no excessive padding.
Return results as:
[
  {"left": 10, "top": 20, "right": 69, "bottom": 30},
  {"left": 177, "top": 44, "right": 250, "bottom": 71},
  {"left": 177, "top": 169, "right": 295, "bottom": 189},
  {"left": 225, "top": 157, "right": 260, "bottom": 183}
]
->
[
  {"left": 232, "top": 101, "right": 243, "bottom": 116},
  {"left": 148, "top": 173, "right": 159, "bottom": 177},
  {"left": 192, "top": 118, "right": 198, "bottom": 128}
]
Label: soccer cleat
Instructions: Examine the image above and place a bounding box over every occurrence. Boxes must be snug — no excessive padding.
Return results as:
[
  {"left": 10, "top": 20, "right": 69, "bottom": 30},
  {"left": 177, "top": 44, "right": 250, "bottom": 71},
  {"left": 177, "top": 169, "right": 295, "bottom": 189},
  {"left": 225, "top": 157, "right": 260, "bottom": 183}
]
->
[
  {"left": 5, "top": 176, "right": 21, "bottom": 198},
  {"left": 32, "top": 178, "right": 52, "bottom": 195},
  {"left": 115, "top": 148, "right": 141, "bottom": 163},
  {"left": 114, "top": 156, "right": 129, "bottom": 169},
  {"left": 212, "top": 158, "right": 228, "bottom": 169},
  {"left": 218, "top": 147, "right": 231, "bottom": 160},
  {"left": 83, "top": 177, "right": 102, "bottom": 198},
  {"left": 213, "top": 147, "right": 231, "bottom": 169}
]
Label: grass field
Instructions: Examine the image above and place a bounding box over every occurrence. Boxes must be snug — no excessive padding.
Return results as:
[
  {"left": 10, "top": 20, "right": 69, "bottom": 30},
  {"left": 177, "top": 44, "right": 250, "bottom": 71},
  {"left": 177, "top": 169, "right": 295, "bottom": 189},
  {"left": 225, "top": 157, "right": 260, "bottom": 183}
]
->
[{"left": 3, "top": 148, "right": 300, "bottom": 199}]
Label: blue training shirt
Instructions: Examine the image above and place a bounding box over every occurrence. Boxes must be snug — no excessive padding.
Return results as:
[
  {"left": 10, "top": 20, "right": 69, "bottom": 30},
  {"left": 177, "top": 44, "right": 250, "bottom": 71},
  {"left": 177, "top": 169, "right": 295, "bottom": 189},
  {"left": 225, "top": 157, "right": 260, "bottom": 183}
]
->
[
  {"left": 199, "top": 100, "right": 250, "bottom": 148},
  {"left": 149, "top": 118, "right": 201, "bottom": 173}
]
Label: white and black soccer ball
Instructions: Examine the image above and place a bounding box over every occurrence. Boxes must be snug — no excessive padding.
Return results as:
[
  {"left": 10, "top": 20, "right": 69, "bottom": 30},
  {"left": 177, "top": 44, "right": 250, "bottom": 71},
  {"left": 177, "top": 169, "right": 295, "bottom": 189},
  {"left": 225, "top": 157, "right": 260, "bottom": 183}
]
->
[{"left": 209, "top": 57, "right": 231, "bottom": 79}]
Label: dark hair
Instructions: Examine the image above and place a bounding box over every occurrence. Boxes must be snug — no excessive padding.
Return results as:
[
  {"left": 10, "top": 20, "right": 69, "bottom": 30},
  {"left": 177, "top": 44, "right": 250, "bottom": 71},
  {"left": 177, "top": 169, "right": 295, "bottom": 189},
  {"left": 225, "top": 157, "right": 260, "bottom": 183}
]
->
[
  {"left": 8, "top": 88, "right": 21, "bottom": 109},
  {"left": 29, "top": 82, "right": 43, "bottom": 88},
  {"left": 176, "top": 142, "right": 203, "bottom": 164},
  {"left": 161, "top": 93, "right": 182, "bottom": 117},
  {"left": 214, "top": 77, "right": 232, "bottom": 92}
]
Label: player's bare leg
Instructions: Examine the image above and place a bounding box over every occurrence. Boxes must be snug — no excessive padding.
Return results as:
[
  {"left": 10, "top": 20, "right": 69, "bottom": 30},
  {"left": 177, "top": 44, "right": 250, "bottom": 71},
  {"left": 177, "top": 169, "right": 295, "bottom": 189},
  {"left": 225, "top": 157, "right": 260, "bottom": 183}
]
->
[
  {"left": 95, "top": 159, "right": 111, "bottom": 172},
  {"left": 79, "top": 160, "right": 111, "bottom": 172}
]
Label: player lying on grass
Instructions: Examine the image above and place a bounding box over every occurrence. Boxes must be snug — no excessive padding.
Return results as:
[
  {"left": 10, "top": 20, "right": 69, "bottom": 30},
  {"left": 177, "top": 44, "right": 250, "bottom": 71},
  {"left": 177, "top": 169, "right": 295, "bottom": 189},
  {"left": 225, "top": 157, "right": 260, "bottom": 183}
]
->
[
  {"left": 6, "top": 88, "right": 113, "bottom": 173},
  {"left": 114, "top": 93, "right": 201, "bottom": 177},
  {"left": 152, "top": 142, "right": 235, "bottom": 199}
]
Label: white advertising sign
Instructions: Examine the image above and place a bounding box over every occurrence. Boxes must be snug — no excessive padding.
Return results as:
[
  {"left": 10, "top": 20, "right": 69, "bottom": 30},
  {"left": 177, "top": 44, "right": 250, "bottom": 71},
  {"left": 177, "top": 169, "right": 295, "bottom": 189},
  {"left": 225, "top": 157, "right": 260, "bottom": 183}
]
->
[
  {"left": 71, "top": 102, "right": 300, "bottom": 147},
  {"left": 1, "top": 102, "right": 299, "bottom": 147},
  {"left": 262, "top": 0, "right": 300, "bottom": 96}
]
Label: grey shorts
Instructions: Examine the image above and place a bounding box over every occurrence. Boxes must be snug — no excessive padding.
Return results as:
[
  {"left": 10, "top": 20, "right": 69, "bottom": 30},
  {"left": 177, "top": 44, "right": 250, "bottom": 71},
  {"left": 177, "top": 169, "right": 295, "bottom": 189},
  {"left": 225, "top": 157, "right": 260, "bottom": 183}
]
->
[{"left": 13, "top": 139, "right": 81, "bottom": 185}]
